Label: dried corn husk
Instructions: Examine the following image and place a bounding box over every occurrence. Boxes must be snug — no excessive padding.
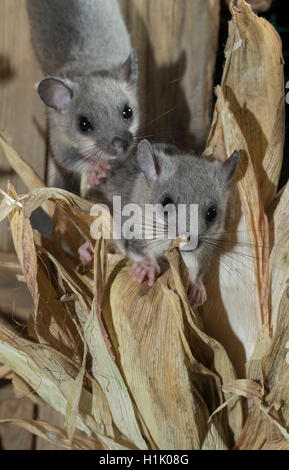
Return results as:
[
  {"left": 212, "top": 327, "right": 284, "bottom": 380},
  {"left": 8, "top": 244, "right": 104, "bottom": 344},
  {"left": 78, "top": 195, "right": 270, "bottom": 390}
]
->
[
  {"left": 0, "top": 135, "right": 240, "bottom": 449},
  {"left": 226, "top": 0, "right": 273, "bottom": 12},
  {"left": 0, "top": 0, "right": 288, "bottom": 451},
  {"left": 202, "top": 0, "right": 284, "bottom": 374}
]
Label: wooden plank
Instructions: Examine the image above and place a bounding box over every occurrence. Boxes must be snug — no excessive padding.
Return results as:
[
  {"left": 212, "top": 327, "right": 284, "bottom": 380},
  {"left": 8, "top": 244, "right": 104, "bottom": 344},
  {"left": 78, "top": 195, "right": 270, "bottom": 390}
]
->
[
  {"left": 36, "top": 402, "right": 65, "bottom": 450},
  {"left": 0, "top": 0, "right": 47, "bottom": 252},
  {"left": 0, "top": 382, "right": 35, "bottom": 450},
  {"left": 0, "top": 252, "right": 22, "bottom": 272},
  {"left": 0, "top": 253, "right": 62, "bottom": 450},
  {"left": 0, "top": 253, "right": 33, "bottom": 323},
  {"left": 0, "top": 254, "right": 33, "bottom": 449},
  {"left": 0, "top": 252, "right": 33, "bottom": 450},
  {"left": 119, "top": 0, "right": 220, "bottom": 152}
]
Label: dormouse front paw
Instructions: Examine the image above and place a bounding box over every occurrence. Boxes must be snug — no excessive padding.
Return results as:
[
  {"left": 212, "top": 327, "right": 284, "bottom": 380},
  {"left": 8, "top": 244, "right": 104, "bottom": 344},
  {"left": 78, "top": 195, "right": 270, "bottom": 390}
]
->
[
  {"left": 128, "top": 256, "right": 161, "bottom": 287},
  {"left": 78, "top": 241, "right": 93, "bottom": 265},
  {"left": 187, "top": 279, "right": 207, "bottom": 308},
  {"left": 87, "top": 160, "right": 112, "bottom": 187}
]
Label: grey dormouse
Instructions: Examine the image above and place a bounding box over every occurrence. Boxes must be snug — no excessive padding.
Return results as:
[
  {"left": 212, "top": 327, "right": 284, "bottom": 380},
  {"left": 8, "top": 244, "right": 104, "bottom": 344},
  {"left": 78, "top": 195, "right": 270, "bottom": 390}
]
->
[
  {"left": 27, "top": 0, "right": 140, "bottom": 187},
  {"left": 86, "top": 140, "right": 239, "bottom": 308}
]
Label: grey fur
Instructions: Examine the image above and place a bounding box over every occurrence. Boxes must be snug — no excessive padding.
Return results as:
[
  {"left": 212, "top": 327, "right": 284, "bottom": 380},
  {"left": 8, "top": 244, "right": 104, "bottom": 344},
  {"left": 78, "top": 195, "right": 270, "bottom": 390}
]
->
[
  {"left": 87, "top": 141, "right": 239, "bottom": 282},
  {"left": 27, "top": 0, "right": 131, "bottom": 74},
  {"left": 26, "top": 0, "right": 140, "bottom": 180}
]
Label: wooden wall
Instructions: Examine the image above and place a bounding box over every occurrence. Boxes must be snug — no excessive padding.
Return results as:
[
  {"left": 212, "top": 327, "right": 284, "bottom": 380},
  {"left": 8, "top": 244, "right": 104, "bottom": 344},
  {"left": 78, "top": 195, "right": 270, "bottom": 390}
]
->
[
  {"left": 0, "top": 0, "right": 46, "bottom": 251},
  {"left": 119, "top": 0, "right": 220, "bottom": 152},
  {"left": 0, "top": 0, "right": 220, "bottom": 450}
]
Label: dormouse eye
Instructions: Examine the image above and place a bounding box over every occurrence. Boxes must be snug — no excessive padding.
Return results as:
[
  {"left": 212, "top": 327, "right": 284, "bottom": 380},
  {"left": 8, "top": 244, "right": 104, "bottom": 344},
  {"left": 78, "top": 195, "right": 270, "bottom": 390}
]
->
[
  {"left": 79, "top": 116, "right": 93, "bottom": 133},
  {"left": 161, "top": 196, "right": 174, "bottom": 207},
  {"left": 206, "top": 206, "right": 217, "bottom": 223},
  {"left": 122, "top": 105, "right": 133, "bottom": 120}
]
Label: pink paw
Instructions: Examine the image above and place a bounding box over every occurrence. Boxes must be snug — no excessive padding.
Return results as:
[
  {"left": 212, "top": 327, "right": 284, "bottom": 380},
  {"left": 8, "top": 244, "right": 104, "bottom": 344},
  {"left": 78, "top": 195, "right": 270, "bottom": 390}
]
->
[
  {"left": 87, "top": 160, "right": 112, "bottom": 187},
  {"left": 128, "top": 262, "right": 160, "bottom": 287},
  {"left": 188, "top": 281, "right": 207, "bottom": 308},
  {"left": 78, "top": 241, "right": 93, "bottom": 264}
]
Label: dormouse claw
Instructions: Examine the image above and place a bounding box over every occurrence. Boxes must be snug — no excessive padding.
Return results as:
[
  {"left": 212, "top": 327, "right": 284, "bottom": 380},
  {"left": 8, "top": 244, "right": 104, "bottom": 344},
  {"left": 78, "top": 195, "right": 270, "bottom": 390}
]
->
[
  {"left": 187, "top": 280, "right": 207, "bottom": 308},
  {"left": 78, "top": 241, "right": 93, "bottom": 265},
  {"left": 87, "top": 161, "right": 112, "bottom": 187},
  {"left": 128, "top": 260, "right": 161, "bottom": 287}
]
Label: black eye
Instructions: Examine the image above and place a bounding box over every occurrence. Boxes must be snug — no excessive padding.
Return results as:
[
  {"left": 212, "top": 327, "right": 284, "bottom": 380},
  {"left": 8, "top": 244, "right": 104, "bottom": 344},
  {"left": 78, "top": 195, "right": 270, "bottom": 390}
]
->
[
  {"left": 206, "top": 206, "right": 217, "bottom": 223},
  {"left": 161, "top": 196, "right": 174, "bottom": 207},
  {"left": 122, "top": 105, "right": 133, "bottom": 120},
  {"left": 79, "top": 116, "right": 93, "bottom": 133}
]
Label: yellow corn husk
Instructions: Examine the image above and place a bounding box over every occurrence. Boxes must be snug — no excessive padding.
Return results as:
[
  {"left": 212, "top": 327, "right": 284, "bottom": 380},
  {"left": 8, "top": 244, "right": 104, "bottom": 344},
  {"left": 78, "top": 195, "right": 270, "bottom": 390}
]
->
[{"left": 202, "top": 0, "right": 284, "bottom": 376}]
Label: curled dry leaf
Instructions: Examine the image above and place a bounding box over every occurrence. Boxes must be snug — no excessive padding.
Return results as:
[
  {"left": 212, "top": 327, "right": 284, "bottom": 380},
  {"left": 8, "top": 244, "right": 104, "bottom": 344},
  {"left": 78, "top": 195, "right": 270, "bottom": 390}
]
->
[
  {"left": 226, "top": 0, "right": 273, "bottom": 13},
  {"left": 0, "top": 131, "right": 54, "bottom": 217},
  {"left": 268, "top": 181, "right": 289, "bottom": 329},
  {"left": 202, "top": 0, "right": 284, "bottom": 374},
  {"left": 223, "top": 0, "right": 284, "bottom": 209}
]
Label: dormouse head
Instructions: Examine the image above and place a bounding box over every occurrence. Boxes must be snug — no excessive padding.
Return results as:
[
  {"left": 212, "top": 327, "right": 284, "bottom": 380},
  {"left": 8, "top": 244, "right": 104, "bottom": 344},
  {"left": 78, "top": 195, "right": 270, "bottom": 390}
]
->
[
  {"left": 37, "top": 50, "right": 139, "bottom": 172},
  {"left": 135, "top": 140, "right": 239, "bottom": 256}
]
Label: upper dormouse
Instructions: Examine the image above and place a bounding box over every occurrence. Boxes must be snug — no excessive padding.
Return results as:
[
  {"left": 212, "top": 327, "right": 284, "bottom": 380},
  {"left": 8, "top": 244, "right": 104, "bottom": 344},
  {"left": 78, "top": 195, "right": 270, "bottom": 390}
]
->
[
  {"left": 26, "top": 0, "right": 132, "bottom": 75},
  {"left": 26, "top": 0, "right": 139, "bottom": 183}
]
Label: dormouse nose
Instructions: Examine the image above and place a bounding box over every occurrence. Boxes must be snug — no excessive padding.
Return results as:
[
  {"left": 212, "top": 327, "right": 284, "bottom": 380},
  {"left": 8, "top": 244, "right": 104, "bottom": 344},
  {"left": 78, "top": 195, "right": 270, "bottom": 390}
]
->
[{"left": 111, "top": 137, "right": 128, "bottom": 155}]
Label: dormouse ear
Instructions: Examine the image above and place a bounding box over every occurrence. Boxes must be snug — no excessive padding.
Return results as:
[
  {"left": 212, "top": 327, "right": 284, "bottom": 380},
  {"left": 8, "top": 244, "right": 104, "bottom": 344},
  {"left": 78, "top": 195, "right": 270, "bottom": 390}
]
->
[
  {"left": 37, "top": 77, "right": 73, "bottom": 113},
  {"left": 117, "top": 50, "right": 139, "bottom": 87},
  {"left": 217, "top": 150, "right": 239, "bottom": 188},
  {"left": 137, "top": 139, "right": 159, "bottom": 185}
]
